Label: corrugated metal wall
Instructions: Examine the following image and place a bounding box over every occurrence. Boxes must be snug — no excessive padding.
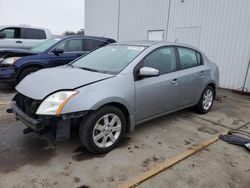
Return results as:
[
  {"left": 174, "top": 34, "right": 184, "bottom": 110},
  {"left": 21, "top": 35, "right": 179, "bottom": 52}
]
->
[
  {"left": 167, "top": 0, "right": 250, "bottom": 90},
  {"left": 85, "top": 0, "right": 250, "bottom": 91},
  {"left": 85, "top": 0, "right": 119, "bottom": 39},
  {"left": 118, "top": 0, "right": 169, "bottom": 41}
]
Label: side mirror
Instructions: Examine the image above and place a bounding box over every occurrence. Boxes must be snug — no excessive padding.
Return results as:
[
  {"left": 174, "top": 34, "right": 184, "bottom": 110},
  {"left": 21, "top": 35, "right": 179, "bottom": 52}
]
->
[
  {"left": 139, "top": 67, "right": 159, "bottom": 77},
  {"left": 52, "top": 48, "right": 64, "bottom": 55},
  {"left": 0, "top": 32, "right": 6, "bottom": 39}
]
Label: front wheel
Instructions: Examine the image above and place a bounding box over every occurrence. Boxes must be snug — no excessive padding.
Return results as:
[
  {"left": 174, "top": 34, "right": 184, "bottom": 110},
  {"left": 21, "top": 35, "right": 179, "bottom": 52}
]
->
[
  {"left": 79, "top": 105, "right": 126, "bottom": 154},
  {"left": 194, "top": 85, "right": 215, "bottom": 114}
]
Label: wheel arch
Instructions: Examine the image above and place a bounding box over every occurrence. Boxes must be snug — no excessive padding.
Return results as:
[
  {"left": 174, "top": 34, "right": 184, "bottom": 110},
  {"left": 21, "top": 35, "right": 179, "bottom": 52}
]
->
[
  {"left": 92, "top": 100, "right": 134, "bottom": 134},
  {"left": 17, "top": 63, "right": 46, "bottom": 79},
  {"left": 207, "top": 82, "right": 216, "bottom": 98}
]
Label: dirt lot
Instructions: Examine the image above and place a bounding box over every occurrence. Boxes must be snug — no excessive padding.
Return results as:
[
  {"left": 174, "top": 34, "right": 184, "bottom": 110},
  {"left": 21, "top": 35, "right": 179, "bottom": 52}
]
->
[{"left": 0, "top": 84, "right": 249, "bottom": 188}]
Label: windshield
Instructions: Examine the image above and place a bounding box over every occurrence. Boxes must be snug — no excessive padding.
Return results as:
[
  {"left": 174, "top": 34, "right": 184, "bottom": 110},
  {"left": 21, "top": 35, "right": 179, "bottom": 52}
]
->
[
  {"left": 72, "top": 45, "right": 146, "bottom": 74},
  {"left": 31, "top": 38, "right": 61, "bottom": 53}
]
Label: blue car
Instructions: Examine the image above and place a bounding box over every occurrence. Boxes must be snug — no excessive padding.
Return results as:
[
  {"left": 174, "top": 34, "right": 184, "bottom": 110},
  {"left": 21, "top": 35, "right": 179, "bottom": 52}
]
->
[{"left": 0, "top": 35, "right": 115, "bottom": 86}]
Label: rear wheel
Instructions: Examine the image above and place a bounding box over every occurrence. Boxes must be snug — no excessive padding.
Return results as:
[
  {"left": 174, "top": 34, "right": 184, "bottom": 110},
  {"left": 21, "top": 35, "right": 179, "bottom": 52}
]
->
[
  {"left": 79, "top": 105, "right": 126, "bottom": 154},
  {"left": 18, "top": 67, "right": 41, "bottom": 83},
  {"left": 194, "top": 85, "right": 215, "bottom": 114}
]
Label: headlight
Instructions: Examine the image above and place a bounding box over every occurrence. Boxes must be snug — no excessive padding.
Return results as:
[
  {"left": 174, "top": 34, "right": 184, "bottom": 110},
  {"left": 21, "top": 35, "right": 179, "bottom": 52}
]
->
[
  {"left": 36, "top": 91, "right": 79, "bottom": 115},
  {"left": 2, "top": 57, "right": 21, "bottom": 65}
]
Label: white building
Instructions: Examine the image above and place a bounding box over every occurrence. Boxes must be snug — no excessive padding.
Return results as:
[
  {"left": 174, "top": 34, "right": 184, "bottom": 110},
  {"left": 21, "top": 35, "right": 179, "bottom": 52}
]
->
[{"left": 85, "top": 0, "right": 250, "bottom": 91}]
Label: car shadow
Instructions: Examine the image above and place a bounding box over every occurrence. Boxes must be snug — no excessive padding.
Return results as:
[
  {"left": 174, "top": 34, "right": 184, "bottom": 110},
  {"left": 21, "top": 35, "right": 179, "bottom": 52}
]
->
[{"left": 0, "top": 83, "right": 15, "bottom": 94}]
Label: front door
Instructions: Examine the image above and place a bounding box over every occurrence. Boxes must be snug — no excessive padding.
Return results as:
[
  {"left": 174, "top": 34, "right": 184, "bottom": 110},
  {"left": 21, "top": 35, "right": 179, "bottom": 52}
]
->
[
  {"left": 48, "top": 38, "right": 86, "bottom": 67},
  {"left": 0, "top": 27, "right": 23, "bottom": 49},
  {"left": 135, "top": 47, "right": 181, "bottom": 122}
]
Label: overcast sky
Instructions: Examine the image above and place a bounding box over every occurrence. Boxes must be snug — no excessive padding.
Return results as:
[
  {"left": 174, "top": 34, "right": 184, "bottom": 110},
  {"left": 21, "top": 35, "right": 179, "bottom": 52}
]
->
[{"left": 0, "top": 0, "right": 85, "bottom": 35}]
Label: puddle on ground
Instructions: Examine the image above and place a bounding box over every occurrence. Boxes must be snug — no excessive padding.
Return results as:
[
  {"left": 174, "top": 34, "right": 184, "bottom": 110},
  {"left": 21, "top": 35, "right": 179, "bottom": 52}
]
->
[
  {"left": 0, "top": 122, "right": 83, "bottom": 173},
  {"left": 72, "top": 146, "right": 107, "bottom": 161},
  {"left": 72, "top": 137, "right": 131, "bottom": 161},
  {"left": 140, "top": 154, "right": 165, "bottom": 172},
  {"left": 0, "top": 122, "right": 57, "bottom": 173},
  {"left": 197, "top": 125, "right": 219, "bottom": 135}
]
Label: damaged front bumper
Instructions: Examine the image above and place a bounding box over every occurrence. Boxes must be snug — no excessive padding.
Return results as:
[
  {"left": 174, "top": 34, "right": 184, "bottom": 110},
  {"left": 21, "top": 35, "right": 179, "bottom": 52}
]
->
[
  {"left": 0, "top": 66, "right": 17, "bottom": 85},
  {"left": 10, "top": 101, "right": 88, "bottom": 142},
  {"left": 11, "top": 101, "right": 50, "bottom": 132}
]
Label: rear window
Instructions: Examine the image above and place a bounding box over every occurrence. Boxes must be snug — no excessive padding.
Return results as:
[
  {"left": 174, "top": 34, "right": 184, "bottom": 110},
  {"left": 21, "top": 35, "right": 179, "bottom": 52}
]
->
[
  {"left": 23, "top": 28, "right": 46, "bottom": 39},
  {"left": 83, "top": 39, "right": 106, "bottom": 51},
  {"left": 55, "top": 39, "right": 84, "bottom": 52}
]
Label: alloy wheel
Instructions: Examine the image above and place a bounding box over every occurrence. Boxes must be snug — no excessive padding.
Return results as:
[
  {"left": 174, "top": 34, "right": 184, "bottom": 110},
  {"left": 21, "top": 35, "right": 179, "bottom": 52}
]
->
[
  {"left": 92, "top": 113, "right": 122, "bottom": 148},
  {"left": 202, "top": 89, "right": 213, "bottom": 110}
]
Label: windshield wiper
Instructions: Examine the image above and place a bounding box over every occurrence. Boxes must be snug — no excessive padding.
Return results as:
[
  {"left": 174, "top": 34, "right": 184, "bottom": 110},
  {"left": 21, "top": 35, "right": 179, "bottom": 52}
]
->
[{"left": 79, "top": 67, "right": 99, "bottom": 72}]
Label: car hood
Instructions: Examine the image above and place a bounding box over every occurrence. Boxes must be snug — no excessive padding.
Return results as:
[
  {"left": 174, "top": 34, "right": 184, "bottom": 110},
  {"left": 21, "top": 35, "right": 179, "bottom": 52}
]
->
[
  {"left": 0, "top": 48, "right": 36, "bottom": 58},
  {"left": 16, "top": 66, "right": 114, "bottom": 100},
  {"left": 0, "top": 48, "right": 35, "bottom": 54}
]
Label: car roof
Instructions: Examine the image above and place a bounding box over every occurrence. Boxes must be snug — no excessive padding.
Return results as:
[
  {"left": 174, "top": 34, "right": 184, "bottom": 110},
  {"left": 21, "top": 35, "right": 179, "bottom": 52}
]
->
[
  {"left": 57, "top": 35, "right": 116, "bottom": 42},
  {"left": 114, "top": 41, "right": 201, "bottom": 51},
  {"left": 0, "top": 25, "right": 50, "bottom": 31},
  {"left": 115, "top": 41, "right": 160, "bottom": 46}
]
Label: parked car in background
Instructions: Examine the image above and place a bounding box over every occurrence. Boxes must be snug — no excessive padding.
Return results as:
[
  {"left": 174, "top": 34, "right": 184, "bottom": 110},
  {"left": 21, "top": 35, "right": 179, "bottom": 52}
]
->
[
  {"left": 0, "top": 35, "right": 116, "bottom": 86},
  {"left": 10, "top": 41, "right": 219, "bottom": 154},
  {"left": 0, "top": 25, "right": 52, "bottom": 49}
]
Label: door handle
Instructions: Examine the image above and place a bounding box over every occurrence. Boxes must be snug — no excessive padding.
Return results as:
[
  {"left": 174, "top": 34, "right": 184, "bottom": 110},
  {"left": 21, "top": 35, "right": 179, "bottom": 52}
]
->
[
  {"left": 16, "top": 40, "right": 22, "bottom": 43},
  {"left": 171, "top": 78, "right": 179, "bottom": 85},
  {"left": 199, "top": 71, "right": 205, "bottom": 76}
]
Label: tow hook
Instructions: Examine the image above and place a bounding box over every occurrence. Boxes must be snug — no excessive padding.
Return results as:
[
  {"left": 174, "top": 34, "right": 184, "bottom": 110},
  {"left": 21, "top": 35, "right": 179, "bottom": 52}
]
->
[{"left": 6, "top": 108, "right": 13, "bottom": 113}]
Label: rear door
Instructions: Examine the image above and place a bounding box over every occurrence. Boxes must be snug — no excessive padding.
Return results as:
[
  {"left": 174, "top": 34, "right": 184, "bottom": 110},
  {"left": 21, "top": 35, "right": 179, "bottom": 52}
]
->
[
  {"left": 176, "top": 47, "right": 207, "bottom": 106},
  {"left": 135, "top": 46, "right": 181, "bottom": 122},
  {"left": 22, "top": 28, "right": 47, "bottom": 49},
  {"left": 0, "top": 27, "right": 23, "bottom": 49}
]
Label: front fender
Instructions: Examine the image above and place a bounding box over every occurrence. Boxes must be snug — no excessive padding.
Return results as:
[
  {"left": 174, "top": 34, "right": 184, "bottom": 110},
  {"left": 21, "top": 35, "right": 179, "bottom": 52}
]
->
[
  {"left": 60, "top": 74, "right": 136, "bottom": 131},
  {"left": 90, "top": 97, "right": 133, "bottom": 114},
  {"left": 15, "top": 61, "right": 46, "bottom": 75}
]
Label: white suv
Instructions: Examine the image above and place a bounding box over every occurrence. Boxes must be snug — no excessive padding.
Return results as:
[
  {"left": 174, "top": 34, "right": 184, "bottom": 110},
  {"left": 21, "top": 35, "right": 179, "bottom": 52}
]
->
[{"left": 0, "top": 25, "right": 52, "bottom": 49}]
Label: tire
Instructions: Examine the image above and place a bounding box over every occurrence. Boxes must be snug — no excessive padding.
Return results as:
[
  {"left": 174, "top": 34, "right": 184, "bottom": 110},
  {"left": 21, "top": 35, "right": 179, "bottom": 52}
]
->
[
  {"left": 18, "top": 67, "right": 41, "bottom": 83},
  {"left": 79, "top": 105, "right": 126, "bottom": 154},
  {"left": 194, "top": 85, "right": 215, "bottom": 114}
]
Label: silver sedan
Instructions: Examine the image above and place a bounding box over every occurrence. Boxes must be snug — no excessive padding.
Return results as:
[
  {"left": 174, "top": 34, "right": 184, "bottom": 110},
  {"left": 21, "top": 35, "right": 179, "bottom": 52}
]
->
[{"left": 11, "top": 41, "right": 219, "bottom": 154}]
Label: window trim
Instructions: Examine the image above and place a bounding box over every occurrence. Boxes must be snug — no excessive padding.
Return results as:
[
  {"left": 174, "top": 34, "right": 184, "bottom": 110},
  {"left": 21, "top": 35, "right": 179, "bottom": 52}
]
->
[
  {"left": 49, "top": 38, "right": 107, "bottom": 54},
  {"left": 176, "top": 46, "right": 204, "bottom": 70},
  {"left": 134, "top": 45, "right": 179, "bottom": 81}
]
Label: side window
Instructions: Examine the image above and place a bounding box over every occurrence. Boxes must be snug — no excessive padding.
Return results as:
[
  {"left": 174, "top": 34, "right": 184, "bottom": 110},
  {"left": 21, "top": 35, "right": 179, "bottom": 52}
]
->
[
  {"left": 143, "top": 47, "right": 177, "bottom": 74},
  {"left": 178, "top": 47, "right": 201, "bottom": 69},
  {"left": 83, "top": 39, "right": 106, "bottom": 51},
  {"left": 55, "top": 39, "right": 83, "bottom": 52},
  {"left": 0, "top": 27, "right": 21, "bottom": 38},
  {"left": 23, "top": 28, "right": 46, "bottom": 39}
]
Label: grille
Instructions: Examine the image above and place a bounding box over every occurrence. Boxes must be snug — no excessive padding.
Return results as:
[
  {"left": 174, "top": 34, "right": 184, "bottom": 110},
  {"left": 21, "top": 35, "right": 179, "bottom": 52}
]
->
[{"left": 14, "top": 93, "right": 42, "bottom": 119}]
